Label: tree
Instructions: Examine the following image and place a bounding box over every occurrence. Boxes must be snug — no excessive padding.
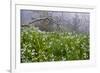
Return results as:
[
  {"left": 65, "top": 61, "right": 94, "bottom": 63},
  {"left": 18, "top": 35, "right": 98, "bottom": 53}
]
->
[{"left": 72, "top": 13, "right": 80, "bottom": 32}]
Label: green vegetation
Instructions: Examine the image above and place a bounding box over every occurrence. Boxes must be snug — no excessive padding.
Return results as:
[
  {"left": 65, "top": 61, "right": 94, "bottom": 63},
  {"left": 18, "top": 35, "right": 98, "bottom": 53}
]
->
[{"left": 21, "top": 27, "right": 89, "bottom": 63}]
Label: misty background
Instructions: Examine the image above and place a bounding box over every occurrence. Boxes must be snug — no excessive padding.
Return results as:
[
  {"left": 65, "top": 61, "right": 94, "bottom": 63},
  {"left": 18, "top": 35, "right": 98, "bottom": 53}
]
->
[{"left": 21, "top": 10, "right": 90, "bottom": 33}]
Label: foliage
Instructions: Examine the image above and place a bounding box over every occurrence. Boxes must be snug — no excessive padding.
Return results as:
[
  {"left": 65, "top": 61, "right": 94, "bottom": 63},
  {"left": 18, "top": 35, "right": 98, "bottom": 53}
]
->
[{"left": 21, "top": 27, "right": 89, "bottom": 63}]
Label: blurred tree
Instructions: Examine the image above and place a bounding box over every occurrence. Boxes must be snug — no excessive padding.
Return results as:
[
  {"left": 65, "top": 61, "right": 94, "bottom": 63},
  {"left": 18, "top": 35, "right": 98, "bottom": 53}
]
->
[{"left": 72, "top": 13, "right": 80, "bottom": 32}]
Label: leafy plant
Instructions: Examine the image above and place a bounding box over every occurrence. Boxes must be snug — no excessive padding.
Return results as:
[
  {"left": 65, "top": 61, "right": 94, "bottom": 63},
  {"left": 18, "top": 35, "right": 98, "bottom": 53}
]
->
[{"left": 21, "top": 27, "right": 89, "bottom": 63}]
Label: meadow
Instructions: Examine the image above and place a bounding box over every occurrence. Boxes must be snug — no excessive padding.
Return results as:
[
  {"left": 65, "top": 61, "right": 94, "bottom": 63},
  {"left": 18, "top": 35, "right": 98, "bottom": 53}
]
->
[{"left": 21, "top": 27, "right": 89, "bottom": 63}]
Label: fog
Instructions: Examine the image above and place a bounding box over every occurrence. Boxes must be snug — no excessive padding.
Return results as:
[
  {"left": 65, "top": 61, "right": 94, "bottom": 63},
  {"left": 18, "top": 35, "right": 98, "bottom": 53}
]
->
[{"left": 21, "top": 10, "right": 90, "bottom": 33}]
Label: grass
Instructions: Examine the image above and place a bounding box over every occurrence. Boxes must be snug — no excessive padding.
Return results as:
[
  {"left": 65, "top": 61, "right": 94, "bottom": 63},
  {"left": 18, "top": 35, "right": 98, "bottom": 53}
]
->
[{"left": 21, "top": 27, "right": 89, "bottom": 63}]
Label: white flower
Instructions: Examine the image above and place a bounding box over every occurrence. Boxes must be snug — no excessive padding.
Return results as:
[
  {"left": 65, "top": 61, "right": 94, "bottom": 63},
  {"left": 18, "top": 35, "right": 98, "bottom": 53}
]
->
[
  {"left": 61, "top": 43, "right": 63, "bottom": 45},
  {"left": 49, "top": 42, "right": 52, "bottom": 45}
]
